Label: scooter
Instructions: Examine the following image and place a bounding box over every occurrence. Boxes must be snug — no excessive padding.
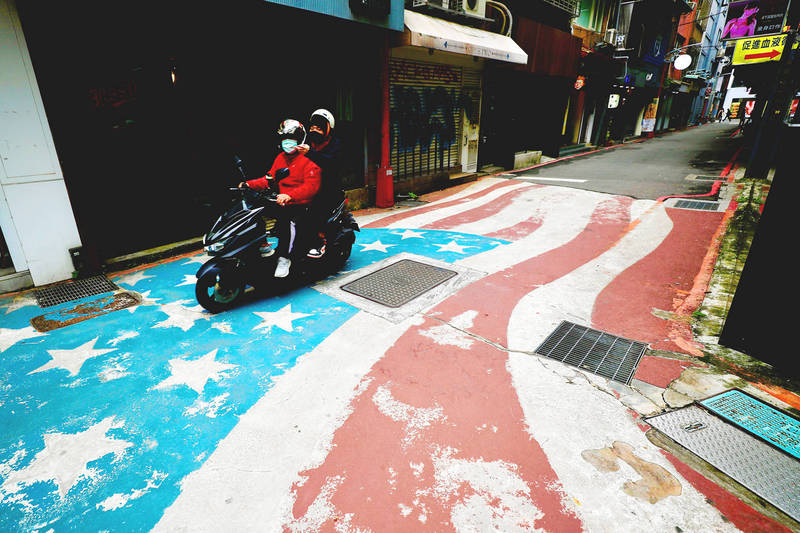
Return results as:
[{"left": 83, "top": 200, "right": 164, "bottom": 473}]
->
[{"left": 194, "top": 156, "right": 359, "bottom": 313}]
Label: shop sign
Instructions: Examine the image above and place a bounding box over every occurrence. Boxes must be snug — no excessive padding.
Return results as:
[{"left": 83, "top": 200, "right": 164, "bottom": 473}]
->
[
  {"left": 574, "top": 75, "right": 586, "bottom": 90},
  {"left": 608, "top": 94, "right": 620, "bottom": 109},
  {"left": 731, "top": 34, "right": 794, "bottom": 65},
  {"left": 722, "top": 0, "right": 790, "bottom": 40},
  {"left": 641, "top": 98, "right": 659, "bottom": 133},
  {"left": 263, "top": 0, "right": 403, "bottom": 30}
]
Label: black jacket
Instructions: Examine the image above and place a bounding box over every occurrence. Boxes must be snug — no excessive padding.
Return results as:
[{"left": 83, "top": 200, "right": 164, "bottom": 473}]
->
[{"left": 305, "top": 137, "right": 344, "bottom": 211}]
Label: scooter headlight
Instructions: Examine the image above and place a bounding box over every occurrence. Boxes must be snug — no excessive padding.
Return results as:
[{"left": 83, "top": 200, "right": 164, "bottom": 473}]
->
[{"left": 204, "top": 241, "right": 225, "bottom": 253}]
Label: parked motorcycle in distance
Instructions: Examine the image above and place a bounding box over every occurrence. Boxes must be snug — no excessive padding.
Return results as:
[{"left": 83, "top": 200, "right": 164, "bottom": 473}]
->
[{"left": 194, "top": 156, "right": 359, "bottom": 313}]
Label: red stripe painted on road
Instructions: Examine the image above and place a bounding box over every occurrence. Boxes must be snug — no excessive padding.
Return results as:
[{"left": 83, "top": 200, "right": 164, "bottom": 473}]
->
[
  {"left": 439, "top": 196, "right": 634, "bottom": 347},
  {"left": 591, "top": 208, "right": 723, "bottom": 356},
  {"left": 288, "top": 318, "right": 585, "bottom": 532},
  {"left": 421, "top": 184, "right": 540, "bottom": 231},
  {"left": 362, "top": 180, "right": 519, "bottom": 229},
  {"left": 485, "top": 218, "right": 544, "bottom": 241}
]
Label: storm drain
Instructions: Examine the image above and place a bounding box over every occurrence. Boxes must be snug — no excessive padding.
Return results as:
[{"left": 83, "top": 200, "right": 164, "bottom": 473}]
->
[
  {"left": 647, "top": 403, "right": 800, "bottom": 521},
  {"left": 34, "top": 276, "right": 119, "bottom": 308},
  {"left": 340, "top": 259, "right": 457, "bottom": 308},
  {"left": 534, "top": 321, "right": 647, "bottom": 384},
  {"left": 672, "top": 199, "right": 720, "bottom": 211}
]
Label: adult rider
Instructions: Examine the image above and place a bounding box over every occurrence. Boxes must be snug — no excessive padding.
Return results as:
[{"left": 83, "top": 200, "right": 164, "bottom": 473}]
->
[
  {"left": 296, "top": 108, "right": 343, "bottom": 258},
  {"left": 239, "top": 119, "right": 321, "bottom": 278}
]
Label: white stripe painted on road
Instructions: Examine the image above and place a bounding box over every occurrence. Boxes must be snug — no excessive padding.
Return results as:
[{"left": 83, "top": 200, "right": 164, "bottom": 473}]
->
[
  {"left": 386, "top": 181, "right": 532, "bottom": 230},
  {"left": 518, "top": 177, "right": 588, "bottom": 183},
  {"left": 458, "top": 187, "right": 619, "bottom": 273},
  {"left": 154, "top": 311, "right": 423, "bottom": 532},
  {"left": 506, "top": 203, "right": 672, "bottom": 353}
]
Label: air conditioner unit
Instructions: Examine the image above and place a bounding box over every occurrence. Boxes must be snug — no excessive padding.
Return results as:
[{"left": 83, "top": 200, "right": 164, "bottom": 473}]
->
[
  {"left": 604, "top": 28, "right": 617, "bottom": 45},
  {"left": 463, "top": 0, "right": 486, "bottom": 18}
]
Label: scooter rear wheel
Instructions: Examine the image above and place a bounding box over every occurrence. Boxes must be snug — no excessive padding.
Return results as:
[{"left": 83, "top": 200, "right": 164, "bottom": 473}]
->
[{"left": 195, "top": 271, "right": 244, "bottom": 313}]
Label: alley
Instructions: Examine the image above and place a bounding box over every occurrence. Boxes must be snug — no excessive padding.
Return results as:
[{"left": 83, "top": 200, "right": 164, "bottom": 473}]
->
[
  {"left": 1, "top": 125, "right": 797, "bottom": 532},
  {"left": 516, "top": 122, "right": 743, "bottom": 199}
]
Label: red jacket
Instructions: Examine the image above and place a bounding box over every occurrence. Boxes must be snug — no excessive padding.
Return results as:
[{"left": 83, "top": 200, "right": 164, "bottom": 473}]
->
[{"left": 245, "top": 152, "right": 321, "bottom": 205}]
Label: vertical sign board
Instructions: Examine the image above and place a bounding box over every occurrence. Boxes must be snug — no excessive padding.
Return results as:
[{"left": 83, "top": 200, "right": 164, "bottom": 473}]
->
[{"left": 641, "top": 98, "right": 659, "bottom": 133}]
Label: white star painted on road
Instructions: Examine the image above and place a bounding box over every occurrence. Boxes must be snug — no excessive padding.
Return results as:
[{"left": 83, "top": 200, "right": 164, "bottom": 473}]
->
[
  {"left": 0, "top": 417, "right": 133, "bottom": 499},
  {"left": 392, "top": 230, "right": 426, "bottom": 240},
  {"left": 0, "top": 325, "right": 46, "bottom": 353},
  {"left": 434, "top": 240, "right": 474, "bottom": 254},
  {"left": 359, "top": 240, "right": 395, "bottom": 253},
  {"left": 126, "top": 290, "right": 162, "bottom": 313},
  {"left": 153, "top": 349, "right": 237, "bottom": 395},
  {"left": 29, "top": 337, "right": 116, "bottom": 377},
  {"left": 176, "top": 274, "right": 197, "bottom": 287},
  {"left": 182, "top": 253, "right": 211, "bottom": 265},
  {"left": 1, "top": 294, "right": 37, "bottom": 315},
  {"left": 115, "top": 271, "right": 154, "bottom": 288},
  {"left": 154, "top": 300, "right": 211, "bottom": 332},
  {"left": 252, "top": 304, "right": 311, "bottom": 333}
]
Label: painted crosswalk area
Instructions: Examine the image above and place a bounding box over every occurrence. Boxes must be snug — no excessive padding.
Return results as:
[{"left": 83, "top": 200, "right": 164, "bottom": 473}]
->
[{"left": 1, "top": 178, "right": 789, "bottom": 532}]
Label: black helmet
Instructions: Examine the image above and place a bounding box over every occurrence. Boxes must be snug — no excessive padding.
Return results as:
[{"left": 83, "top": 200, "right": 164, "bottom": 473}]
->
[{"left": 277, "top": 119, "right": 306, "bottom": 144}]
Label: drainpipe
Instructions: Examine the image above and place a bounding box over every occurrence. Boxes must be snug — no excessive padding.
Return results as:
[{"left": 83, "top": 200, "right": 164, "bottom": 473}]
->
[{"left": 376, "top": 33, "right": 394, "bottom": 208}]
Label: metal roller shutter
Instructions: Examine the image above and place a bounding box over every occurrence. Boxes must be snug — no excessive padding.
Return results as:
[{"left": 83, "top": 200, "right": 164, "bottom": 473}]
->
[{"left": 389, "top": 58, "right": 463, "bottom": 180}]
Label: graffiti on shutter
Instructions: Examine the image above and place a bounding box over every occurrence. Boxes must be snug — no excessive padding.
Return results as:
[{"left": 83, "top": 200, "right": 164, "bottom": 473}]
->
[{"left": 389, "top": 59, "right": 463, "bottom": 180}]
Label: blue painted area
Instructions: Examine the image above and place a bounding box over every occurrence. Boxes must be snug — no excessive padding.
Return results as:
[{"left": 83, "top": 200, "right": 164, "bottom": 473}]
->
[
  {"left": 701, "top": 389, "right": 800, "bottom": 459},
  {"left": 0, "top": 228, "right": 507, "bottom": 531}
]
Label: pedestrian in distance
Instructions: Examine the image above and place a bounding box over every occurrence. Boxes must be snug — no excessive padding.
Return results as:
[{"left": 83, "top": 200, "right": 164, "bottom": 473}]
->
[
  {"left": 725, "top": 108, "right": 732, "bottom": 121},
  {"left": 239, "top": 119, "right": 321, "bottom": 277}
]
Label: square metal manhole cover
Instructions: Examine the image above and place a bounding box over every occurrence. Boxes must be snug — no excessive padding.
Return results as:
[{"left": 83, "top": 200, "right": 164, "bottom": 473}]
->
[
  {"left": 535, "top": 321, "right": 647, "bottom": 384},
  {"left": 673, "top": 200, "right": 720, "bottom": 211},
  {"left": 647, "top": 404, "right": 800, "bottom": 522},
  {"left": 34, "top": 276, "right": 119, "bottom": 308},
  {"left": 341, "top": 259, "right": 458, "bottom": 308},
  {"left": 700, "top": 389, "right": 800, "bottom": 460}
]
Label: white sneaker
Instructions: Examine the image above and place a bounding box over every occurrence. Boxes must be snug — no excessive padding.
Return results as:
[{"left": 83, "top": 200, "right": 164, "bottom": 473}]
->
[
  {"left": 259, "top": 243, "right": 275, "bottom": 257},
  {"left": 274, "top": 257, "right": 291, "bottom": 278}
]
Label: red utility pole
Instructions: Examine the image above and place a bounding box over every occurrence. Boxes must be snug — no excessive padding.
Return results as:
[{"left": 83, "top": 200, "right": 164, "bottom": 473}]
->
[{"left": 376, "top": 33, "right": 394, "bottom": 208}]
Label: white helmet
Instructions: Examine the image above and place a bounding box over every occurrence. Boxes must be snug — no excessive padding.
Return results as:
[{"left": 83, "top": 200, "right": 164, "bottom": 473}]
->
[{"left": 310, "top": 108, "right": 335, "bottom": 131}]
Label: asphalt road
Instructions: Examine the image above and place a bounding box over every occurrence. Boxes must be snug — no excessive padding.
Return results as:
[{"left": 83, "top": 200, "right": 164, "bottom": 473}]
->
[{"left": 512, "top": 122, "right": 742, "bottom": 200}]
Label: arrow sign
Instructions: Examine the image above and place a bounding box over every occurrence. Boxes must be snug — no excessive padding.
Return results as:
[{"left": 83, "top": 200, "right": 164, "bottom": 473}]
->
[{"left": 744, "top": 49, "right": 781, "bottom": 60}]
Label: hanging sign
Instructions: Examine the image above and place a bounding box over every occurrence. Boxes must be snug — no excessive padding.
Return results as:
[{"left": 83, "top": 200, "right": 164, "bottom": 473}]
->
[
  {"left": 608, "top": 94, "right": 620, "bottom": 109},
  {"left": 574, "top": 76, "right": 586, "bottom": 90},
  {"left": 722, "top": 0, "right": 790, "bottom": 40},
  {"left": 731, "top": 33, "right": 792, "bottom": 64}
]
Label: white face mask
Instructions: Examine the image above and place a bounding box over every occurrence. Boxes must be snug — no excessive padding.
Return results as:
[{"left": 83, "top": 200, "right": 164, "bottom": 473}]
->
[{"left": 281, "top": 139, "right": 298, "bottom": 153}]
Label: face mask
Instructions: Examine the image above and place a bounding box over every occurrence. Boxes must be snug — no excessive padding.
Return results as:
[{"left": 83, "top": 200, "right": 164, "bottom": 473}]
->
[
  {"left": 281, "top": 139, "right": 298, "bottom": 153},
  {"left": 308, "top": 131, "right": 324, "bottom": 144}
]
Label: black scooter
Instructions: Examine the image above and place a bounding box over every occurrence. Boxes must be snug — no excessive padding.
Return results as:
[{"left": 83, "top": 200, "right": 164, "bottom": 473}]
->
[{"left": 195, "top": 156, "right": 359, "bottom": 313}]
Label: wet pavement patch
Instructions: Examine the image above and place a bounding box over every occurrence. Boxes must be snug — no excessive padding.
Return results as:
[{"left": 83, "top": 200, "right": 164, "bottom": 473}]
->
[
  {"left": 30, "top": 292, "right": 140, "bottom": 332},
  {"left": 535, "top": 321, "right": 647, "bottom": 384},
  {"left": 646, "top": 402, "right": 800, "bottom": 521},
  {"left": 34, "top": 276, "right": 119, "bottom": 307}
]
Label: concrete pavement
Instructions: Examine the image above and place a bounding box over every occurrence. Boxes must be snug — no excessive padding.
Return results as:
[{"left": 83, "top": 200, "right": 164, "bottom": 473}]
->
[{"left": 1, "top": 125, "right": 799, "bottom": 532}]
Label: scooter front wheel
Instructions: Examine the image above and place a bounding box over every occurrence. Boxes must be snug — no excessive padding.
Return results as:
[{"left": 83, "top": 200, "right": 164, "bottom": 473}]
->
[{"left": 195, "top": 271, "right": 244, "bottom": 313}]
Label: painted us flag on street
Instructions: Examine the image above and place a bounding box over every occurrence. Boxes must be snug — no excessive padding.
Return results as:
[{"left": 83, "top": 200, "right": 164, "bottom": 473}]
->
[{"left": 0, "top": 226, "right": 505, "bottom": 531}]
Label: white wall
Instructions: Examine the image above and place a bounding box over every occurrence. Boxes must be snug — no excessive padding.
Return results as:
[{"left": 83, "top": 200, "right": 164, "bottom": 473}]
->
[
  {"left": 722, "top": 71, "right": 756, "bottom": 111},
  {"left": 0, "top": 0, "right": 81, "bottom": 286}
]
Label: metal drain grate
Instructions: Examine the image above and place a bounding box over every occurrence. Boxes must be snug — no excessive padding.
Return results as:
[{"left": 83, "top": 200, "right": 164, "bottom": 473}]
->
[
  {"left": 700, "top": 390, "right": 800, "bottom": 460},
  {"left": 34, "top": 276, "right": 119, "bottom": 308},
  {"left": 340, "top": 259, "right": 458, "bottom": 308},
  {"left": 534, "top": 321, "right": 647, "bottom": 384},
  {"left": 647, "top": 405, "right": 800, "bottom": 521},
  {"left": 673, "top": 200, "right": 720, "bottom": 211}
]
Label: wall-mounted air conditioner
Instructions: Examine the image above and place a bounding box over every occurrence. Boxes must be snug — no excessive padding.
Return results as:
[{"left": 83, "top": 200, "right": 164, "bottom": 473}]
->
[
  {"left": 463, "top": 0, "right": 486, "bottom": 18},
  {"left": 605, "top": 28, "right": 617, "bottom": 45}
]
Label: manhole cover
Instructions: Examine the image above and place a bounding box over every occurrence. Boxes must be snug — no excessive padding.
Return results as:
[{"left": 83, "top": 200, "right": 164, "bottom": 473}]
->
[
  {"left": 31, "top": 292, "right": 139, "bottom": 332},
  {"left": 673, "top": 200, "right": 720, "bottom": 211},
  {"left": 700, "top": 389, "right": 800, "bottom": 460},
  {"left": 340, "top": 259, "right": 458, "bottom": 308},
  {"left": 34, "top": 276, "right": 119, "bottom": 308},
  {"left": 647, "top": 404, "right": 800, "bottom": 521},
  {"left": 534, "top": 321, "right": 647, "bottom": 384}
]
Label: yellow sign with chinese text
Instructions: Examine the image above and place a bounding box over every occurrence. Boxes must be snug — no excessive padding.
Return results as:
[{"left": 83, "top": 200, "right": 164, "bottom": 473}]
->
[{"left": 732, "top": 34, "right": 794, "bottom": 65}]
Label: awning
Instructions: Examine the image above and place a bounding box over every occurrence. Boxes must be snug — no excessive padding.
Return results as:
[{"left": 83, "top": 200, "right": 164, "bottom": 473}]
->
[{"left": 403, "top": 9, "right": 528, "bottom": 65}]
